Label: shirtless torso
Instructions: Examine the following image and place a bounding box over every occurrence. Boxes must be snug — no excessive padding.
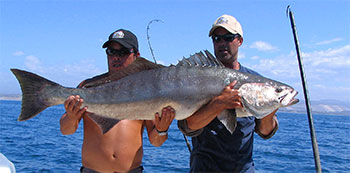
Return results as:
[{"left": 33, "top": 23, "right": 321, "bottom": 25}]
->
[
  {"left": 81, "top": 116, "right": 144, "bottom": 172},
  {"left": 60, "top": 38, "right": 175, "bottom": 173}
]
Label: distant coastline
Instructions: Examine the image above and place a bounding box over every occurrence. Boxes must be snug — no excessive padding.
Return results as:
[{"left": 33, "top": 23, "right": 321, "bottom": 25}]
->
[
  {"left": 279, "top": 108, "right": 349, "bottom": 116},
  {"left": 0, "top": 94, "right": 21, "bottom": 101}
]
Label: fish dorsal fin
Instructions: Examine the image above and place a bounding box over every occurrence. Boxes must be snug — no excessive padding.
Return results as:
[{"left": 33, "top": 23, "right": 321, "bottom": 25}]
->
[
  {"left": 176, "top": 50, "right": 224, "bottom": 67},
  {"left": 83, "top": 57, "right": 164, "bottom": 88}
]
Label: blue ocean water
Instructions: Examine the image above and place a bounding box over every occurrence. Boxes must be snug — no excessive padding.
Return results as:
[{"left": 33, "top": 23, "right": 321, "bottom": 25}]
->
[{"left": 0, "top": 100, "right": 349, "bottom": 172}]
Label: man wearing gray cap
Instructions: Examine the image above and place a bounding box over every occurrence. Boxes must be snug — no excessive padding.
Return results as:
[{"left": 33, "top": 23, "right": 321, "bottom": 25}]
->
[
  {"left": 60, "top": 29, "right": 175, "bottom": 173},
  {"left": 179, "top": 15, "right": 279, "bottom": 172}
]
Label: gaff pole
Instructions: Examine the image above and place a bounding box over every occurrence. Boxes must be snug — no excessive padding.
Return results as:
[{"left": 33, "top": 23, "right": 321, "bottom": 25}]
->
[
  {"left": 286, "top": 5, "right": 322, "bottom": 172},
  {"left": 146, "top": 19, "right": 163, "bottom": 64},
  {"left": 146, "top": 19, "right": 192, "bottom": 153}
]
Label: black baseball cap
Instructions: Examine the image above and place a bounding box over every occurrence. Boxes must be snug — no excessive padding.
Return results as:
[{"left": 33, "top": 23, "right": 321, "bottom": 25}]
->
[{"left": 102, "top": 29, "right": 138, "bottom": 51}]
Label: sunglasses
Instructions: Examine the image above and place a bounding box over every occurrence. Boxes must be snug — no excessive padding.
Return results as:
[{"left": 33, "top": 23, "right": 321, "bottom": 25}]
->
[
  {"left": 212, "top": 34, "right": 240, "bottom": 43},
  {"left": 106, "top": 47, "right": 133, "bottom": 57}
]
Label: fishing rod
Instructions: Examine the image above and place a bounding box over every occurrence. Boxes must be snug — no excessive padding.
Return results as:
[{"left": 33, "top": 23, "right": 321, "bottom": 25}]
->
[
  {"left": 146, "top": 19, "right": 193, "bottom": 153},
  {"left": 146, "top": 19, "right": 164, "bottom": 64},
  {"left": 286, "top": 5, "right": 322, "bottom": 172}
]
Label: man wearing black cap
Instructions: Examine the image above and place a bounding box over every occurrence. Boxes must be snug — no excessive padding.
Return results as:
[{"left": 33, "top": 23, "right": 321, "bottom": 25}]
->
[
  {"left": 60, "top": 29, "right": 175, "bottom": 172},
  {"left": 179, "top": 15, "right": 279, "bottom": 172}
]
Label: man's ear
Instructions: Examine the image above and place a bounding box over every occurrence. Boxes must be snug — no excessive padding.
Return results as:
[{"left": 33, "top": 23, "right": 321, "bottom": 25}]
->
[{"left": 238, "top": 37, "right": 243, "bottom": 46}]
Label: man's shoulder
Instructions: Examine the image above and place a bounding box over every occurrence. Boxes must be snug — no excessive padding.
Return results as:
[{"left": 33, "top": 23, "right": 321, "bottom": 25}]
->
[
  {"left": 239, "top": 64, "right": 261, "bottom": 76},
  {"left": 78, "top": 72, "right": 109, "bottom": 88}
]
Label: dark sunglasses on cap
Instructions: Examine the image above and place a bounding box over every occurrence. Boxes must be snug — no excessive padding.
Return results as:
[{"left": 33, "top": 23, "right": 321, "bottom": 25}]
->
[
  {"left": 212, "top": 34, "right": 240, "bottom": 43},
  {"left": 106, "top": 47, "right": 134, "bottom": 57}
]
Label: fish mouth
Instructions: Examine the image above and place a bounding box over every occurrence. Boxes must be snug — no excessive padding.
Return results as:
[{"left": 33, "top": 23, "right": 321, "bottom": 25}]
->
[
  {"left": 290, "top": 98, "right": 299, "bottom": 105},
  {"left": 280, "top": 90, "right": 299, "bottom": 106}
]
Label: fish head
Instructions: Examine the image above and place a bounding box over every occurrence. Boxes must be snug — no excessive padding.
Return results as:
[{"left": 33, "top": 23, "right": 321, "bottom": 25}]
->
[
  {"left": 238, "top": 82, "right": 299, "bottom": 118},
  {"left": 277, "top": 85, "right": 299, "bottom": 107}
]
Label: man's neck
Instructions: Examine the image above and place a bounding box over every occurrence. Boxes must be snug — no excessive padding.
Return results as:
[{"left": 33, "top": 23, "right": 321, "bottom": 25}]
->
[{"left": 223, "top": 61, "right": 240, "bottom": 70}]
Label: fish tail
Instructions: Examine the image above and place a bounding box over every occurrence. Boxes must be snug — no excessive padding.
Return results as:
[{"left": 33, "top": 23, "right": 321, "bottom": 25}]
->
[{"left": 10, "top": 69, "right": 60, "bottom": 121}]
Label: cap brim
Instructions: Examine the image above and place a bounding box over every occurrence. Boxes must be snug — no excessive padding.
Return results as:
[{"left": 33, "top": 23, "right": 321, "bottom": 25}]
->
[
  {"left": 102, "top": 40, "right": 133, "bottom": 49},
  {"left": 208, "top": 25, "right": 239, "bottom": 37}
]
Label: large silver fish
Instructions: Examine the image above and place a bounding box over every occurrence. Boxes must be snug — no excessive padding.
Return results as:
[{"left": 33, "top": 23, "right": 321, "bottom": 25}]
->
[{"left": 11, "top": 50, "right": 298, "bottom": 134}]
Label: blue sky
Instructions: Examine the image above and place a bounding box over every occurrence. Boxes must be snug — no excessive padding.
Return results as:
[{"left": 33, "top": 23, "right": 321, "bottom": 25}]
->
[{"left": 1, "top": 0, "right": 349, "bottom": 102}]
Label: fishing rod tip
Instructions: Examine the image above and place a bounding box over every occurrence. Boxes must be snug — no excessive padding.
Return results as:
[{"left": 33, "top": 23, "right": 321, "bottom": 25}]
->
[{"left": 286, "top": 5, "right": 291, "bottom": 18}]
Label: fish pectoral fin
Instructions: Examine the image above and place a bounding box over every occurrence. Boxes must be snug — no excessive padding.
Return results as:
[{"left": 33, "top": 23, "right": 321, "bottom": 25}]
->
[
  {"left": 88, "top": 114, "right": 120, "bottom": 134},
  {"left": 217, "top": 109, "right": 237, "bottom": 134}
]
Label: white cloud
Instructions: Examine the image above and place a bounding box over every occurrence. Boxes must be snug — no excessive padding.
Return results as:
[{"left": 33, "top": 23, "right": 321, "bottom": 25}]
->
[
  {"left": 18, "top": 53, "right": 103, "bottom": 87},
  {"left": 315, "top": 37, "right": 343, "bottom": 45},
  {"left": 251, "top": 56, "right": 259, "bottom": 60},
  {"left": 238, "top": 52, "right": 246, "bottom": 59},
  {"left": 310, "top": 84, "right": 350, "bottom": 102},
  {"left": 302, "top": 45, "right": 350, "bottom": 68},
  {"left": 251, "top": 45, "right": 350, "bottom": 78},
  {"left": 313, "top": 84, "right": 350, "bottom": 92},
  {"left": 13, "top": 51, "right": 25, "bottom": 56},
  {"left": 157, "top": 60, "right": 168, "bottom": 66},
  {"left": 48, "top": 58, "right": 103, "bottom": 87},
  {"left": 250, "top": 41, "right": 278, "bottom": 51},
  {"left": 249, "top": 51, "right": 299, "bottom": 79},
  {"left": 61, "top": 59, "right": 102, "bottom": 76},
  {"left": 245, "top": 44, "right": 350, "bottom": 101},
  {"left": 25, "top": 55, "right": 43, "bottom": 72}
]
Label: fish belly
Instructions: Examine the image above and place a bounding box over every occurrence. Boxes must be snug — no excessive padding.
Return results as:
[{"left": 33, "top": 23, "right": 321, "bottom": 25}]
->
[{"left": 84, "top": 98, "right": 210, "bottom": 120}]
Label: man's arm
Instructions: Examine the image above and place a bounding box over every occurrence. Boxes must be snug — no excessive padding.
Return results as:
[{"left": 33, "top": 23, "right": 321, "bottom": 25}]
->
[
  {"left": 255, "top": 109, "right": 279, "bottom": 139},
  {"left": 145, "top": 106, "right": 175, "bottom": 147},
  {"left": 60, "top": 95, "right": 88, "bottom": 135}
]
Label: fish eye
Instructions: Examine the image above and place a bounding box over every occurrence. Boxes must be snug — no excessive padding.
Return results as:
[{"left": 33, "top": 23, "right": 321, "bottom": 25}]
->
[{"left": 275, "top": 88, "right": 283, "bottom": 93}]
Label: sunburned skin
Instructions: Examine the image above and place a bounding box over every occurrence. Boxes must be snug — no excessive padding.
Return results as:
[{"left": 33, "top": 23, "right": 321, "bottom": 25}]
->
[{"left": 81, "top": 116, "right": 144, "bottom": 172}]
